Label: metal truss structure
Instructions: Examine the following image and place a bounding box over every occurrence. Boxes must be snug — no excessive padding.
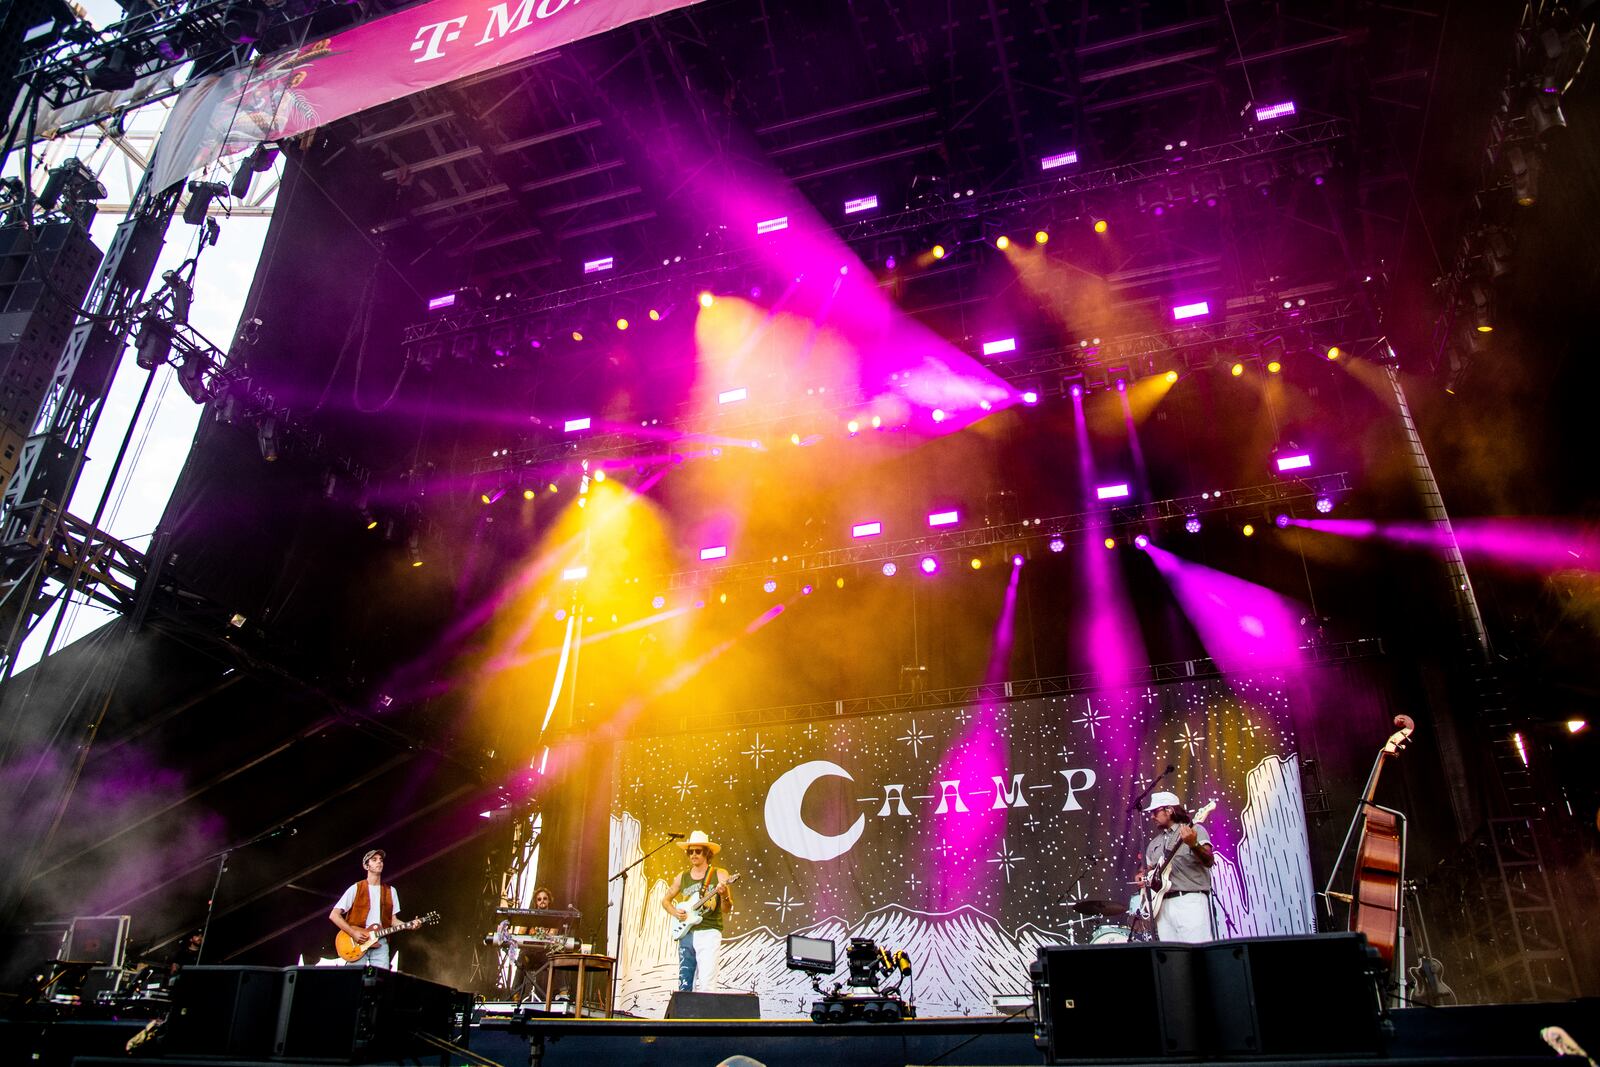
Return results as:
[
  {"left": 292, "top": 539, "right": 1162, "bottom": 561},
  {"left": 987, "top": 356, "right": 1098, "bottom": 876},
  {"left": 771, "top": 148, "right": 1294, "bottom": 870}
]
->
[
  {"left": 652, "top": 473, "right": 1352, "bottom": 593},
  {"left": 622, "top": 637, "right": 1385, "bottom": 737}
]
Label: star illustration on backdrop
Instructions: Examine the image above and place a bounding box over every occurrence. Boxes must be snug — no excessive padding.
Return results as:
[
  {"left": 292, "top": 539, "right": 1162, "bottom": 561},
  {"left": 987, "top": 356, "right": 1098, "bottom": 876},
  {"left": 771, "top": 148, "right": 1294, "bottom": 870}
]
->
[
  {"left": 988, "top": 839, "right": 1023, "bottom": 883},
  {"left": 1241, "top": 719, "right": 1262, "bottom": 738},
  {"left": 803, "top": 723, "right": 818, "bottom": 740},
  {"left": 672, "top": 773, "right": 697, "bottom": 801},
  {"left": 742, "top": 734, "right": 773, "bottom": 768},
  {"left": 1022, "top": 811, "right": 1042, "bottom": 832},
  {"left": 1176, "top": 723, "right": 1205, "bottom": 757},
  {"left": 764, "top": 886, "right": 803, "bottom": 924},
  {"left": 1073, "top": 700, "right": 1107, "bottom": 739},
  {"left": 629, "top": 775, "right": 643, "bottom": 792},
  {"left": 897, "top": 720, "right": 931, "bottom": 759},
  {"left": 905, "top": 872, "right": 922, "bottom": 893},
  {"left": 933, "top": 838, "right": 953, "bottom": 860},
  {"left": 723, "top": 774, "right": 739, "bottom": 790},
  {"left": 954, "top": 707, "right": 973, "bottom": 725}
]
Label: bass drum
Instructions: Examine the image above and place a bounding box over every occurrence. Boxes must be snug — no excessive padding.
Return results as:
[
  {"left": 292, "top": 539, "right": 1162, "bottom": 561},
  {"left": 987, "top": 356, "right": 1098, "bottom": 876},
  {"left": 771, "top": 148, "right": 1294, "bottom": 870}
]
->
[{"left": 1089, "top": 924, "right": 1129, "bottom": 944}]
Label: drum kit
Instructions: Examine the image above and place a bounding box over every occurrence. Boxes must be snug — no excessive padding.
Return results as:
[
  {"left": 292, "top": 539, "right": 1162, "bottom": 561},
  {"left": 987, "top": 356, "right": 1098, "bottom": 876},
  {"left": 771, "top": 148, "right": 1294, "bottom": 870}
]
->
[{"left": 1065, "top": 893, "right": 1151, "bottom": 945}]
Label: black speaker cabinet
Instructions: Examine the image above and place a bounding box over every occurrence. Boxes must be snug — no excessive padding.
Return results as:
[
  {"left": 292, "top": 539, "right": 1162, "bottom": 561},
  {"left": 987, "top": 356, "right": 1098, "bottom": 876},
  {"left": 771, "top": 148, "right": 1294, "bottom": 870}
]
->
[
  {"left": 1032, "top": 943, "right": 1200, "bottom": 1062},
  {"left": 665, "top": 990, "right": 762, "bottom": 1019},
  {"left": 275, "top": 965, "right": 459, "bottom": 1062},
  {"left": 164, "top": 965, "right": 283, "bottom": 1057},
  {"left": 1201, "top": 933, "right": 1382, "bottom": 1057}
]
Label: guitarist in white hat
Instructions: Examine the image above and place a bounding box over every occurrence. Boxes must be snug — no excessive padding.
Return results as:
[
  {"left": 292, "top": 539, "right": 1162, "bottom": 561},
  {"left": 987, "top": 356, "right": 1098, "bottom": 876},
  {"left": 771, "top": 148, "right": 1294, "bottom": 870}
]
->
[
  {"left": 660, "top": 830, "right": 733, "bottom": 992},
  {"left": 1136, "top": 792, "right": 1217, "bottom": 943},
  {"left": 329, "top": 849, "right": 419, "bottom": 969}
]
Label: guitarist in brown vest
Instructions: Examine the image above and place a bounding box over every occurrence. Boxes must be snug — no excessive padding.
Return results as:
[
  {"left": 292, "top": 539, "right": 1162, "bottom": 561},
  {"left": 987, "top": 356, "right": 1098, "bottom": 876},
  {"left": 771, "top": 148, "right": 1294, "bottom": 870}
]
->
[
  {"left": 1136, "top": 791, "right": 1217, "bottom": 942},
  {"left": 329, "top": 849, "right": 417, "bottom": 969}
]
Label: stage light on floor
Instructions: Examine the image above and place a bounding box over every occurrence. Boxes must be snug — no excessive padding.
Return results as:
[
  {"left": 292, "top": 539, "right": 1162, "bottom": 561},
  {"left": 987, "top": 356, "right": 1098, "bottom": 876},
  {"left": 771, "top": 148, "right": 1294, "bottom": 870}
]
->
[
  {"left": 920, "top": 556, "right": 940, "bottom": 575},
  {"left": 1134, "top": 534, "right": 1149, "bottom": 549},
  {"left": 1243, "top": 524, "right": 1256, "bottom": 537},
  {"left": 1048, "top": 537, "right": 1065, "bottom": 553},
  {"left": 1230, "top": 362, "right": 1245, "bottom": 377},
  {"left": 1316, "top": 496, "right": 1334, "bottom": 513},
  {"left": 882, "top": 562, "right": 898, "bottom": 577},
  {"left": 699, "top": 291, "right": 716, "bottom": 308},
  {"left": 1185, "top": 515, "right": 1202, "bottom": 534}
]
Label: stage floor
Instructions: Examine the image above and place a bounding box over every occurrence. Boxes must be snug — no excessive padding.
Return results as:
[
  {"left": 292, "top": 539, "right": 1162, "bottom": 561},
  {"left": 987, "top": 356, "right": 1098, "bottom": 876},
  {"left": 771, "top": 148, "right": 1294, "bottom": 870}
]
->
[{"left": 21, "top": 997, "right": 1599, "bottom": 1066}]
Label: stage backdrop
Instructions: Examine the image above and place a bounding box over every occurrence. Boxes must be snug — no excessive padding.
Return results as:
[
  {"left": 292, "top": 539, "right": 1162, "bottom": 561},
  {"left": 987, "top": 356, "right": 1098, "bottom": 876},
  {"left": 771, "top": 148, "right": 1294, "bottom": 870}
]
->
[{"left": 606, "top": 677, "right": 1315, "bottom": 1017}]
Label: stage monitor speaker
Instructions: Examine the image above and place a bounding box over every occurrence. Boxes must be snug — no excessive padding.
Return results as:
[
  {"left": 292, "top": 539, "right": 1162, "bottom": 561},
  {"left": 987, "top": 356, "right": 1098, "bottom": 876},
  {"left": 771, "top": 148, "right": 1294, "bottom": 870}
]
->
[
  {"left": 164, "top": 965, "right": 283, "bottom": 1057},
  {"left": 665, "top": 991, "right": 762, "bottom": 1019},
  {"left": 1202, "top": 933, "right": 1383, "bottom": 1057},
  {"left": 275, "top": 965, "right": 460, "bottom": 1062},
  {"left": 64, "top": 915, "right": 130, "bottom": 967},
  {"left": 80, "top": 965, "right": 126, "bottom": 1003},
  {"left": 1032, "top": 943, "right": 1200, "bottom": 1062}
]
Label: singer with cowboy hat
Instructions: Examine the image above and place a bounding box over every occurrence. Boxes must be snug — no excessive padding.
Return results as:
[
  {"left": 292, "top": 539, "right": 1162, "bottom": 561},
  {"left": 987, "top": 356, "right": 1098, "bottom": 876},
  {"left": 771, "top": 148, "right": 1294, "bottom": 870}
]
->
[
  {"left": 1135, "top": 791, "right": 1216, "bottom": 943},
  {"left": 660, "top": 830, "right": 733, "bottom": 992}
]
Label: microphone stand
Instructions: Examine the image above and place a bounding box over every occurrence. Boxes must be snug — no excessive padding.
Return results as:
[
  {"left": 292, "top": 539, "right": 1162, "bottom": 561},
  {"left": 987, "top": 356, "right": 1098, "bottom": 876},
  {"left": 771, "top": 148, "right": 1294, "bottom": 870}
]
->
[
  {"left": 607, "top": 834, "right": 683, "bottom": 1014},
  {"left": 1127, "top": 764, "right": 1175, "bottom": 814},
  {"left": 194, "top": 822, "right": 296, "bottom": 964}
]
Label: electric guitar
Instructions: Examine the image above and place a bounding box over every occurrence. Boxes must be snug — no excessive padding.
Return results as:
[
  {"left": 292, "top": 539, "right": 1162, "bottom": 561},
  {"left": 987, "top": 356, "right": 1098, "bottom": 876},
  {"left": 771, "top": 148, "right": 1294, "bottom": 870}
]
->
[
  {"left": 1140, "top": 800, "right": 1217, "bottom": 921},
  {"left": 335, "top": 910, "right": 439, "bottom": 962},
  {"left": 669, "top": 873, "right": 739, "bottom": 941}
]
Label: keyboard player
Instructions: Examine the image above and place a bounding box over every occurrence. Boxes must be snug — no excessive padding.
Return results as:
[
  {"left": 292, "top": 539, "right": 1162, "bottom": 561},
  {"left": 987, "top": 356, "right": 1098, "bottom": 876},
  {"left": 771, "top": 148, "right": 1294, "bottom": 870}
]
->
[{"left": 506, "top": 887, "right": 570, "bottom": 1002}]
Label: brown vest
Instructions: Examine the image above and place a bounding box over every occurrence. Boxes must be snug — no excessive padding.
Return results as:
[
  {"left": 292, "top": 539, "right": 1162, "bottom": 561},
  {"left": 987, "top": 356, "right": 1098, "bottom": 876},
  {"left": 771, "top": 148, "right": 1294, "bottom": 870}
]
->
[{"left": 346, "top": 882, "right": 394, "bottom": 928}]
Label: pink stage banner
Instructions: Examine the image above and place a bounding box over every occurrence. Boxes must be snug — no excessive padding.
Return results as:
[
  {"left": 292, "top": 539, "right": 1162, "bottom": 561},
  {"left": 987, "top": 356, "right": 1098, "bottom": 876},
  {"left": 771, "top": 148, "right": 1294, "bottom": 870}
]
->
[{"left": 150, "top": 0, "right": 703, "bottom": 192}]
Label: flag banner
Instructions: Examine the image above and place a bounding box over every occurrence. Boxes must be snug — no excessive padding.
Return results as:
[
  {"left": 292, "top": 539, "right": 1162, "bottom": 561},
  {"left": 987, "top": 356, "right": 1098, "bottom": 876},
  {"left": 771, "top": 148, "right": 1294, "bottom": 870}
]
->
[
  {"left": 607, "top": 677, "right": 1315, "bottom": 1018},
  {"left": 148, "top": 0, "right": 704, "bottom": 192}
]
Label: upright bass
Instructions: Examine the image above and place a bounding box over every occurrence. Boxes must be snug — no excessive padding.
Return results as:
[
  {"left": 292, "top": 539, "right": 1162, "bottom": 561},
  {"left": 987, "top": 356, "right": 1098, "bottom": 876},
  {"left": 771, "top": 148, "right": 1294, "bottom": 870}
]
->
[{"left": 1325, "top": 714, "right": 1415, "bottom": 965}]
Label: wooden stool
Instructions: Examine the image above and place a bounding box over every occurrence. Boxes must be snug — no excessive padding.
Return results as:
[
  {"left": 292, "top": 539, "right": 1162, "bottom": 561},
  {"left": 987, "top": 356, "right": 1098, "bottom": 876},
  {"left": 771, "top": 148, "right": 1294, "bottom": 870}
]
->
[{"left": 544, "top": 953, "right": 614, "bottom": 1018}]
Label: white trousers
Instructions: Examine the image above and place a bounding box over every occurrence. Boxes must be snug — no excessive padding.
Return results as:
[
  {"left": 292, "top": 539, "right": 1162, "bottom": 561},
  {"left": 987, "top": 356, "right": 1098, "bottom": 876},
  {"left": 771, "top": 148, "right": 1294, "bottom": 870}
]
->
[
  {"left": 1155, "top": 892, "right": 1215, "bottom": 943},
  {"left": 678, "top": 927, "right": 723, "bottom": 992}
]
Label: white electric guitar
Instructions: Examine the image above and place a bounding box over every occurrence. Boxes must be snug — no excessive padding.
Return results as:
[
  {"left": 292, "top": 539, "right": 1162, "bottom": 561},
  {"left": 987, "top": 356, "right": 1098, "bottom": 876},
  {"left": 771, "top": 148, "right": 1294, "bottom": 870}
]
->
[
  {"left": 669, "top": 873, "right": 739, "bottom": 941},
  {"left": 1140, "top": 800, "right": 1217, "bottom": 921}
]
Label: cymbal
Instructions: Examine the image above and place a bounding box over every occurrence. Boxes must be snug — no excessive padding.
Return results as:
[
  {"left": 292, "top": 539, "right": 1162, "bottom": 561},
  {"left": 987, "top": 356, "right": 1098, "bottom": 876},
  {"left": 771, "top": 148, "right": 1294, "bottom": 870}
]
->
[{"left": 1069, "top": 899, "right": 1129, "bottom": 917}]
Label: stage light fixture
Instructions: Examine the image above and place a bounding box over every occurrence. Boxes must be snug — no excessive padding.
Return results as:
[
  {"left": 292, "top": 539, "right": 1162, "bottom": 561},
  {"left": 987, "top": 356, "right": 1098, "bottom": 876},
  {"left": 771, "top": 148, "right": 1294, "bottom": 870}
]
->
[
  {"left": 1048, "top": 537, "right": 1065, "bottom": 553},
  {"left": 1243, "top": 524, "right": 1256, "bottom": 537},
  {"left": 1115, "top": 378, "right": 1127, "bottom": 392},
  {"left": 1268, "top": 360, "right": 1282, "bottom": 374},
  {"left": 928, "top": 510, "right": 959, "bottom": 527},
  {"left": 756, "top": 215, "right": 789, "bottom": 235},
  {"left": 1093, "top": 218, "right": 1108, "bottom": 234},
  {"left": 1230, "top": 362, "right": 1244, "bottom": 377},
  {"left": 133, "top": 314, "right": 173, "bottom": 370},
  {"left": 852, "top": 521, "right": 882, "bottom": 538},
  {"left": 801, "top": 584, "right": 813, "bottom": 596},
  {"left": 571, "top": 330, "right": 584, "bottom": 342},
  {"left": 870, "top": 415, "right": 883, "bottom": 429},
  {"left": 564, "top": 417, "right": 591, "bottom": 432},
  {"left": 1255, "top": 100, "right": 1297, "bottom": 122},
  {"left": 995, "top": 235, "right": 1011, "bottom": 251},
  {"left": 88, "top": 45, "right": 141, "bottom": 90},
  {"left": 1021, "top": 390, "right": 1039, "bottom": 405},
  {"left": 718, "top": 387, "right": 748, "bottom": 404},
  {"left": 257, "top": 415, "right": 278, "bottom": 462},
  {"left": 844, "top": 195, "right": 879, "bottom": 214},
  {"left": 1185, "top": 515, "right": 1202, "bottom": 534},
  {"left": 1134, "top": 534, "right": 1149, "bottom": 549},
  {"left": 981, "top": 337, "right": 1017, "bottom": 356},
  {"left": 719, "top": 592, "right": 729, "bottom": 605},
  {"left": 1172, "top": 300, "right": 1210, "bottom": 321},
  {"left": 1163, "top": 370, "right": 1178, "bottom": 385},
  {"left": 882, "top": 562, "right": 897, "bottom": 577},
  {"left": 1095, "top": 483, "right": 1130, "bottom": 501},
  {"left": 919, "top": 556, "right": 939, "bottom": 575},
  {"left": 700, "top": 545, "right": 728, "bottom": 561},
  {"left": 583, "top": 256, "right": 614, "bottom": 274},
  {"left": 1103, "top": 537, "right": 1115, "bottom": 550},
  {"left": 1275, "top": 514, "right": 1291, "bottom": 528},
  {"left": 182, "top": 180, "right": 228, "bottom": 225},
  {"left": 547, "top": 483, "right": 559, "bottom": 493},
  {"left": 1041, "top": 150, "right": 1078, "bottom": 170},
  {"left": 763, "top": 578, "right": 778, "bottom": 594},
  {"left": 1315, "top": 496, "right": 1334, "bottom": 514},
  {"left": 1325, "top": 346, "right": 1341, "bottom": 360},
  {"left": 969, "top": 557, "right": 982, "bottom": 570},
  {"left": 616, "top": 317, "right": 629, "bottom": 331},
  {"left": 789, "top": 433, "right": 802, "bottom": 445},
  {"left": 1275, "top": 452, "right": 1312, "bottom": 472},
  {"left": 1012, "top": 554, "right": 1025, "bottom": 567},
  {"left": 931, "top": 408, "right": 946, "bottom": 423},
  {"left": 835, "top": 577, "right": 846, "bottom": 589},
  {"left": 1034, "top": 230, "right": 1049, "bottom": 245},
  {"left": 523, "top": 488, "right": 535, "bottom": 500},
  {"left": 698, "top": 291, "right": 716, "bottom": 308},
  {"left": 931, "top": 244, "right": 946, "bottom": 260},
  {"left": 847, "top": 419, "right": 861, "bottom": 435},
  {"left": 1568, "top": 719, "right": 1588, "bottom": 734},
  {"left": 562, "top": 566, "right": 588, "bottom": 581}
]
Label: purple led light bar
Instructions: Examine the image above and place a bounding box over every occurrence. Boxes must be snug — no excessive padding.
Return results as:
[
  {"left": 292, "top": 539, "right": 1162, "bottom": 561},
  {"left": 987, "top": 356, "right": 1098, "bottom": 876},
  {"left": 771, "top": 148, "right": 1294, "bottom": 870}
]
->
[
  {"left": 1041, "top": 150, "right": 1079, "bottom": 170},
  {"left": 844, "top": 195, "right": 879, "bottom": 215},
  {"left": 756, "top": 216, "right": 789, "bottom": 235},
  {"left": 1172, "top": 300, "right": 1211, "bottom": 321},
  {"left": 718, "top": 387, "right": 748, "bottom": 404},
  {"left": 927, "top": 510, "right": 960, "bottom": 528},
  {"left": 1255, "top": 101, "right": 1297, "bottom": 122},
  {"left": 1275, "top": 453, "right": 1312, "bottom": 472},
  {"left": 582, "top": 256, "right": 614, "bottom": 274},
  {"left": 1096, "top": 483, "right": 1131, "bottom": 501},
  {"left": 427, "top": 293, "right": 456, "bottom": 311},
  {"left": 852, "top": 521, "right": 882, "bottom": 538},
  {"left": 981, "top": 337, "right": 1017, "bottom": 356},
  {"left": 563, "top": 417, "right": 591, "bottom": 432},
  {"left": 699, "top": 545, "right": 728, "bottom": 561}
]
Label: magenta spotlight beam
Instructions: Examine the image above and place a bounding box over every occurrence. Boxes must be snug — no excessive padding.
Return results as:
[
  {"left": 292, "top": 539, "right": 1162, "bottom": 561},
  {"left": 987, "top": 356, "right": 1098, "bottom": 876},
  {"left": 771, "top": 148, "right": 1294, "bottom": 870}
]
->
[
  {"left": 1291, "top": 516, "right": 1600, "bottom": 575},
  {"left": 1144, "top": 544, "right": 1305, "bottom": 675}
]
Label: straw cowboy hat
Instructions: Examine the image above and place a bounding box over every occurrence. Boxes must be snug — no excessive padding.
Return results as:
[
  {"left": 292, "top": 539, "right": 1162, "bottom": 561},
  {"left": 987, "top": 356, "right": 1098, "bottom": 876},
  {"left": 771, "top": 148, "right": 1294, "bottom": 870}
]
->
[
  {"left": 676, "top": 830, "right": 721, "bottom": 856},
  {"left": 1143, "top": 791, "right": 1183, "bottom": 812}
]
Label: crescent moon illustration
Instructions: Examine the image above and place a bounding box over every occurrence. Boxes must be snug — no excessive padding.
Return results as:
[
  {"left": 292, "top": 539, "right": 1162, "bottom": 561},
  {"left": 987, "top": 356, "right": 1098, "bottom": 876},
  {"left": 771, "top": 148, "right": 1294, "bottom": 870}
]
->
[{"left": 764, "top": 760, "right": 865, "bottom": 862}]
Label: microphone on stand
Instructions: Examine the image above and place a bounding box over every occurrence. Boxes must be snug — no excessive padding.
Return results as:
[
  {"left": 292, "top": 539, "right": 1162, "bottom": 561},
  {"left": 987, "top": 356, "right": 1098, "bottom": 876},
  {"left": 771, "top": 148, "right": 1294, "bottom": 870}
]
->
[
  {"left": 665, "top": 832, "right": 686, "bottom": 839},
  {"left": 1127, "top": 765, "right": 1176, "bottom": 814}
]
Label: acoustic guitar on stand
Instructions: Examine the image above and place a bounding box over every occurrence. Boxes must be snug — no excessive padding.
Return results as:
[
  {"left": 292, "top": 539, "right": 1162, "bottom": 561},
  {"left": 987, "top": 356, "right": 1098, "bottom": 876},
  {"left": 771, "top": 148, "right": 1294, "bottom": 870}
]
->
[{"left": 335, "top": 910, "right": 439, "bottom": 962}]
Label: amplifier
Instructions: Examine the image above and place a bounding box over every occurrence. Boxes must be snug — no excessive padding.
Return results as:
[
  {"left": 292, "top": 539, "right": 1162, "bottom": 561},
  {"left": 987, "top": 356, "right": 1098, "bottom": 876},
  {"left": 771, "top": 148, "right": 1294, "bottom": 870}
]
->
[{"left": 276, "top": 965, "right": 461, "bottom": 1062}]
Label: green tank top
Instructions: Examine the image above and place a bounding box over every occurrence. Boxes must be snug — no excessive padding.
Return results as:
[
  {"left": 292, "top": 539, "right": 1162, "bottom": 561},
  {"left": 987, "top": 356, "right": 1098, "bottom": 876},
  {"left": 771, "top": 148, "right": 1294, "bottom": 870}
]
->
[{"left": 677, "top": 869, "right": 725, "bottom": 932}]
